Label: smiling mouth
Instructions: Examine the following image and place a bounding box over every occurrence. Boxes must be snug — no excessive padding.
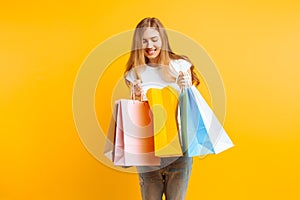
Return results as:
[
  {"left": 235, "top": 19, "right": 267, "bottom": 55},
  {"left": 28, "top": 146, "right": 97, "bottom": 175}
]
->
[{"left": 145, "top": 48, "right": 157, "bottom": 56}]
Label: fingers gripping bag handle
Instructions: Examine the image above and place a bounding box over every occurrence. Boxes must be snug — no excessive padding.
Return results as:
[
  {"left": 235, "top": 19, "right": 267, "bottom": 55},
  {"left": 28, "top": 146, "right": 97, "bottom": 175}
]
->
[
  {"left": 131, "top": 79, "right": 146, "bottom": 101},
  {"left": 177, "top": 71, "right": 192, "bottom": 93}
]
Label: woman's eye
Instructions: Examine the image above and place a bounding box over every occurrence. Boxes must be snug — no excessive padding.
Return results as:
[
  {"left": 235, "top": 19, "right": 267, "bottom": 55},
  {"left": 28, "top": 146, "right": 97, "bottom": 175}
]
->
[
  {"left": 142, "top": 40, "right": 147, "bottom": 44},
  {"left": 152, "top": 39, "right": 158, "bottom": 42}
]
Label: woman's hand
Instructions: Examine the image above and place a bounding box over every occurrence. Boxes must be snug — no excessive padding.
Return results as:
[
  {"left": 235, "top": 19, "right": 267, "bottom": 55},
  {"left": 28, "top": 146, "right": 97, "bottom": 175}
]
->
[
  {"left": 176, "top": 71, "right": 192, "bottom": 88},
  {"left": 132, "top": 79, "right": 143, "bottom": 99}
]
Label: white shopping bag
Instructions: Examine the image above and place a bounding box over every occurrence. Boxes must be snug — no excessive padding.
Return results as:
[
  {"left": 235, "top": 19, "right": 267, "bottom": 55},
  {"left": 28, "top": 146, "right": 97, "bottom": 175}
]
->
[{"left": 189, "top": 86, "right": 234, "bottom": 154}]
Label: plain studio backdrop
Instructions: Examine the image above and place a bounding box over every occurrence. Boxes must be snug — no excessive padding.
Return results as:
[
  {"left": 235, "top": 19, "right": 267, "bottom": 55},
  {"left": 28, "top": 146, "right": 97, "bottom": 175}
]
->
[{"left": 0, "top": 0, "right": 299, "bottom": 199}]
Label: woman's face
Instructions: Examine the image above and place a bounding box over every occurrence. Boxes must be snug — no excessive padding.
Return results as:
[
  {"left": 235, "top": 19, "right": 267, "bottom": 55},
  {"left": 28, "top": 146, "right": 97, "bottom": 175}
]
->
[{"left": 142, "top": 28, "right": 162, "bottom": 63}]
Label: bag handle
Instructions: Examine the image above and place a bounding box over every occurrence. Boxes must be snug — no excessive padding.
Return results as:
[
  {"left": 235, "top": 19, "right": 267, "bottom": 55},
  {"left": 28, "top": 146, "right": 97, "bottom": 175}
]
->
[
  {"left": 131, "top": 79, "right": 145, "bottom": 101},
  {"left": 177, "top": 71, "right": 192, "bottom": 93}
]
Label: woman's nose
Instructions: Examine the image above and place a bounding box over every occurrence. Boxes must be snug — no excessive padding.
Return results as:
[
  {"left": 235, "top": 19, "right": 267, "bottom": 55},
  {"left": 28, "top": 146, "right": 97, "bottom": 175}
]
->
[{"left": 146, "top": 41, "right": 153, "bottom": 48}]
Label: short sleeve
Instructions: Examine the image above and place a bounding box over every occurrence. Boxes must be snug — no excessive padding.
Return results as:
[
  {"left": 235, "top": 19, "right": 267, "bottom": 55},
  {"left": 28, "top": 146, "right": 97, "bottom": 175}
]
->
[
  {"left": 125, "top": 68, "right": 136, "bottom": 84},
  {"left": 169, "top": 59, "right": 192, "bottom": 76}
]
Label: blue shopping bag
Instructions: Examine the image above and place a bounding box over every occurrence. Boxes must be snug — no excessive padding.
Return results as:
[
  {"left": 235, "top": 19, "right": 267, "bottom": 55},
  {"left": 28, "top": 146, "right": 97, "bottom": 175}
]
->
[{"left": 180, "top": 87, "right": 215, "bottom": 156}]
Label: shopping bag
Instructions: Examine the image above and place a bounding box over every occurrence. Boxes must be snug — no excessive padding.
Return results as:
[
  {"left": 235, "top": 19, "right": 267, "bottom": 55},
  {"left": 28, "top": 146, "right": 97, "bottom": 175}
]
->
[
  {"left": 103, "top": 101, "right": 118, "bottom": 161},
  {"left": 179, "top": 87, "right": 215, "bottom": 156},
  {"left": 146, "top": 86, "right": 183, "bottom": 157},
  {"left": 105, "top": 99, "right": 160, "bottom": 166},
  {"left": 187, "top": 86, "right": 234, "bottom": 154}
]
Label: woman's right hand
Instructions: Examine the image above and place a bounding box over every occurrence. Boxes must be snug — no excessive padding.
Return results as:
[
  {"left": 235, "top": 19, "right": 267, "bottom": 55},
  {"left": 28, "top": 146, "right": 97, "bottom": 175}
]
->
[{"left": 132, "top": 79, "right": 143, "bottom": 98}]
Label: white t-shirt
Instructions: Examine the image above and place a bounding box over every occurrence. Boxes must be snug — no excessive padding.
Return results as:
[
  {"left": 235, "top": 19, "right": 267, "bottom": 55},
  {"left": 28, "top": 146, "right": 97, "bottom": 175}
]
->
[{"left": 125, "top": 59, "right": 192, "bottom": 100}]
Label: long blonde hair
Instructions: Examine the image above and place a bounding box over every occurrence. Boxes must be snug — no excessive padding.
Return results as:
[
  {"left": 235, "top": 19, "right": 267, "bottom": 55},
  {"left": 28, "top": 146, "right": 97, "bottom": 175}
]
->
[{"left": 124, "top": 17, "right": 200, "bottom": 86}]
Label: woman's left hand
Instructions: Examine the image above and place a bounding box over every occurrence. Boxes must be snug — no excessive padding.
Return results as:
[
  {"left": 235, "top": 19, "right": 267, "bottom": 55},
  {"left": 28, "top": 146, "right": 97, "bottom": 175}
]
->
[{"left": 176, "top": 71, "right": 192, "bottom": 88}]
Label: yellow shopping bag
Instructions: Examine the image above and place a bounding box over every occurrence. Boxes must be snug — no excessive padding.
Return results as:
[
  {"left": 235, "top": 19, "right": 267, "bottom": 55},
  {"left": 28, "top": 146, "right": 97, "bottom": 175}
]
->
[{"left": 146, "top": 86, "right": 183, "bottom": 157}]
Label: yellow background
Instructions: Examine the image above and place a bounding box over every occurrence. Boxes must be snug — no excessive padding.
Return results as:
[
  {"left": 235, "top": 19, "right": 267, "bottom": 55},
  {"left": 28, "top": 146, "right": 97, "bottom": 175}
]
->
[{"left": 1, "top": 0, "right": 300, "bottom": 199}]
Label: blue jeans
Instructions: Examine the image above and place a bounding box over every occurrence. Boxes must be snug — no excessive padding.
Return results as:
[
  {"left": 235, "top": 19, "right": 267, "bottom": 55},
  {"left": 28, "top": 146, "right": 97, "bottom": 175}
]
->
[{"left": 137, "top": 155, "right": 193, "bottom": 200}]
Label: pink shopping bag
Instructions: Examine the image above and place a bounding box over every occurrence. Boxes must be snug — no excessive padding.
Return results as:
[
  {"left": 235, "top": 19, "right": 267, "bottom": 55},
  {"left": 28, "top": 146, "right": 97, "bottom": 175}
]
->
[{"left": 105, "top": 99, "right": 160, "bottom": 166}]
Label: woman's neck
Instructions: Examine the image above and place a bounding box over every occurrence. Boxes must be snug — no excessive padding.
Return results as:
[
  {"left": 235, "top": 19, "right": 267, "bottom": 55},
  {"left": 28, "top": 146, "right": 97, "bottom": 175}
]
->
[
  {"left": 148, "top": 62, "right": 159, "bottom": 67},
  {"left": 147, "top": 58, "right": 159, "bottom": 67}
]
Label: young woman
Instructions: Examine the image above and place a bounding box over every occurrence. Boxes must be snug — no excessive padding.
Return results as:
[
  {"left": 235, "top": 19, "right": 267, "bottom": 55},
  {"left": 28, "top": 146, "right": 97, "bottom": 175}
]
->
[{"left": 124, "top": 17, "right": 200, "bottom": 200}]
